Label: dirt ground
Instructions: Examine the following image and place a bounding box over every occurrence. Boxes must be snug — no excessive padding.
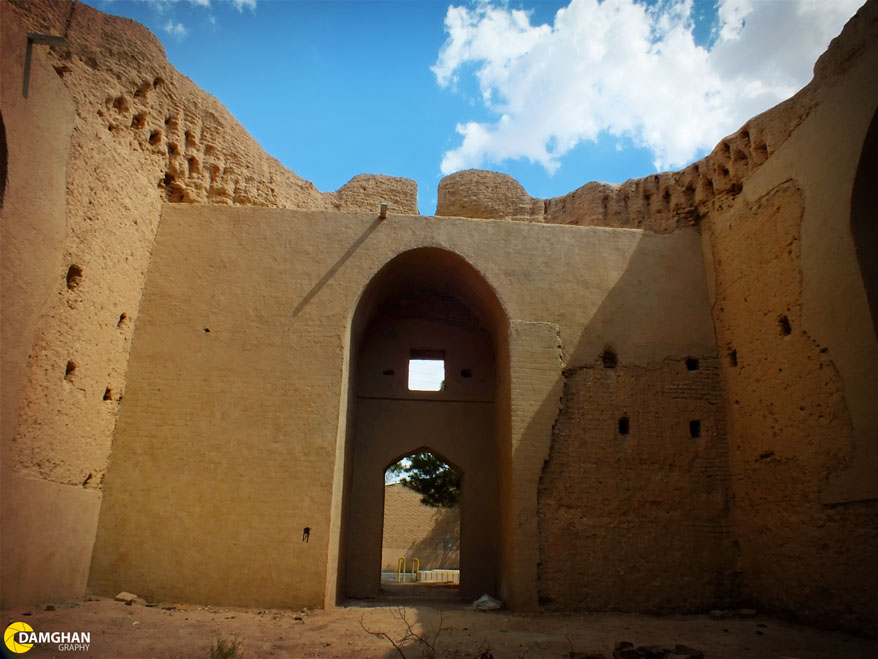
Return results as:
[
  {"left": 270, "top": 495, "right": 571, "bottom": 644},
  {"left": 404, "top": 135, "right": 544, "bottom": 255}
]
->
[{"left": 3, "top": 594, "right": 875, "bottom": 659}]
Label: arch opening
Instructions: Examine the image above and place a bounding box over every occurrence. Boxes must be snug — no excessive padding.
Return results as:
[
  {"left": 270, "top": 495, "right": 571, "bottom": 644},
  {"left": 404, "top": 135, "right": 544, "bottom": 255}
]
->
[
  {"left": 381, "top": 450, "right": 462, "bottom": 598},
  {"left": 335, "top": 248, "right": 508, "bottom": 603}
]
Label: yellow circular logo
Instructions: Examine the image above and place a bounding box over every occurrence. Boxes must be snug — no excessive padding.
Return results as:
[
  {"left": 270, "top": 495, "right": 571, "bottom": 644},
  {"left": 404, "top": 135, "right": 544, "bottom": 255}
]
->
[{"left": 4, "top": 621, "right": 34, "bottom": 653}]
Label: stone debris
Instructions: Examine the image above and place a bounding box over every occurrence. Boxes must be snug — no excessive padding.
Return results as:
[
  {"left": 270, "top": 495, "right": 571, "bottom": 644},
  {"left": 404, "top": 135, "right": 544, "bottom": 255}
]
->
[
  {"left": 709, "top": 608, "right": 758, "bottom": 620},
  {"left": 612, "top": 641, "right": 704, "bottom": 659},
  {"left": 114, "top": 592, "right": 138, "bottom": 604}
]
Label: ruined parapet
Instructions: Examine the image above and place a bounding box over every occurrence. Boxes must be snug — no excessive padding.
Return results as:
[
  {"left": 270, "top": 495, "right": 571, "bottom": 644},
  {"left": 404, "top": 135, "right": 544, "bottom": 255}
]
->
[
  {"left": 8, "top": 0, "right": 327, "bottom": 209},
  {"left": 328, "top": 174, "right": 419, "bottom": 215},
  {"left": 435, "top": 67, "right": 816, "bottom": 233},
  {"left": 436, "top": 169, "right": 543, "bottom": 221},
  {"left": 2, "top": 0, "right": 417, "bottom": 492},
  {"left": 0, "top": 0, "right": 413, "bottom": 608}
]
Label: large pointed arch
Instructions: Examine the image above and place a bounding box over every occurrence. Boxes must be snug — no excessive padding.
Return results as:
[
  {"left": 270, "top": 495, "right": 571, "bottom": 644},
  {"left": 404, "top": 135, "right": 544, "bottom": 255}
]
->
[{"left": 332, "top": 247, "right": 510, "bottom": 602}]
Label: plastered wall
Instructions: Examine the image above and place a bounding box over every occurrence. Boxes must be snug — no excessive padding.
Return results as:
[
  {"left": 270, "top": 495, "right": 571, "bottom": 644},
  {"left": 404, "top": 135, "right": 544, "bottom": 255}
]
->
[{"left": 88, "top": 205, "right": 715, "bottom": 611}]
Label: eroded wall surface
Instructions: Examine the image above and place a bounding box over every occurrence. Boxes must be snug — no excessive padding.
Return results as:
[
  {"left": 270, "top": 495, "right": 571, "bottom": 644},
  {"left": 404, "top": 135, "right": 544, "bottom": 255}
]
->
[
  {"left": 699, "top": 3, "right": 878, "bottom": 632},
  {"left": 0, "top": 0, "right": 415, "bottom": 607},
  {"left": 533, "top": 2, "right": 878, "bottom": 631},
  {"left": 539, "top": 358, "right": 731, "bottom": 613},
  {"left": 0, "top": 5, "right": 101, "bottom": 603}
]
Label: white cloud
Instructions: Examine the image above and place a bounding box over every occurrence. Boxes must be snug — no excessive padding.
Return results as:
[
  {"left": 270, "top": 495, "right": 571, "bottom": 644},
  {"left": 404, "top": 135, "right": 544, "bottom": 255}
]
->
[
  {"left": 144, "top": 0, "right": 210, "bottom": 9},
  {"left": 163, "top": 19, "right": 188, "bottom": 38},
  {"left": 138, "top": 0, "right": 255, "bottom": 11},
  {"left": 433, "top": 0, "right": 864, "bottom": 175}
]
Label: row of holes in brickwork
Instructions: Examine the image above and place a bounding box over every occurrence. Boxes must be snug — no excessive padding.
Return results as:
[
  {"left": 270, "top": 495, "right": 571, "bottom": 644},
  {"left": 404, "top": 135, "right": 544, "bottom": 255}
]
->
[
  {"left": 601, "top": 313, "right": 794, "bottom": 373},
  {"left": 617, "top": 415, "right": 701, "bottom": 438},
  {"left": 725, "top": 314, "right": 793, "bottom": 369},
  {"left": 600, "top": 349, "right": 702, "bottom": 371},
  {"left": 63, "top": 361, "right": 120, "bottom": 402},
  {"left": 67, "top": 265, "right": 129, "bottom": 324},
  {"left": 64, "top": 265, "right": 128, "bottom": 401}
]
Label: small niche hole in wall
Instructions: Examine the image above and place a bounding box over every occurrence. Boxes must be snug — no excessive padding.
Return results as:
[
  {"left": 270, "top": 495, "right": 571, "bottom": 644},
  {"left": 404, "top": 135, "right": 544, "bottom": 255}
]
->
[
  {"left": 728, "top": 348, "right": 738, "bottom": 367},
  {"left": 618, "top": 415, "right": 630, "bottom": 436},
  {"left": 117, "top": 313, "right": 128, "bottom": 328},
  {"left": 408, "top": 350, "right": 445, "bottom": 391},
  {"left": 1, "top": 110, "right": 7, "bottom": 208},
  {"left": 382, "top": 369, "right": 395, "bottom": 376},
  {"left": 601, "top": 348, "right": 618, "bottom": 369},
  {"left": 66, "top": 264, "right": 83, "bottom": 290},
  {"left": 460, "top": 368, "right": 472, "bottom": 378},
  {"left": 778, "top": 315, "right": 792, "bottom": 336},
  {"left": 689, "top": 420, "right": 701, "bottom": 438},
  {"left": 103, "top": 387, "right": 113, "bottom": 401},
  {"left": 686, "top": 357, "right": 699, "bottom": 371},
  {"left": 64, "top": 360, "right": 77, "bottom": 381}
]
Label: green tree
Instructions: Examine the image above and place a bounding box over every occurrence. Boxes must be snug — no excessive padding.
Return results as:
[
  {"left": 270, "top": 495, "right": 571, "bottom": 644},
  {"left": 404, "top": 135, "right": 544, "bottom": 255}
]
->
[{"left": 387, "top": 452, "right": 460, "bottom": 508}]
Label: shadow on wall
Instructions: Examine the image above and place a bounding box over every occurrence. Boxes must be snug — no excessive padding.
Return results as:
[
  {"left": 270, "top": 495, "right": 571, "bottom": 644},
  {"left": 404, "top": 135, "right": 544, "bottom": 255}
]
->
[
  {"left": 565, "top": 230, "right": 716, "bottom": 366},
  {"left": 535, "top": 228, "right": 733, "bottom": 613},
  {"left": 1, "top": 111, "right": 7, "bottom": 207},
  {"left": 851, "top": 108, "right": 878, "bottom": 334},
  {"left": 381, "top": 482, "right": 460, "bottom": 571},
  {"left": 381, "top": 519, "right": 460, "bottom": 571}
]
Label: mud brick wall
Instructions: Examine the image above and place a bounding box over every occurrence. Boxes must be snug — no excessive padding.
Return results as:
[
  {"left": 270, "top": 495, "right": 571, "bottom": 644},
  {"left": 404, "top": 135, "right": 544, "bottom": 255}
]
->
[
  {"left": 381, "top": 484, "right": 460, "bottom": 571},
  {"left": 538, "top": 356, "right": 733, "bottom": 613}
]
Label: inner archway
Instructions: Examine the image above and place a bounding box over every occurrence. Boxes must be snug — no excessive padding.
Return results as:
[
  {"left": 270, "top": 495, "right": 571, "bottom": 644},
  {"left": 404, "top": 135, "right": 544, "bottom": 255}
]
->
[
  {"left": 381, "top": 450, "right": 461, "bottom": 597},
  {"left": 338, "top": 248, "right": 507, "bottom": 601}
]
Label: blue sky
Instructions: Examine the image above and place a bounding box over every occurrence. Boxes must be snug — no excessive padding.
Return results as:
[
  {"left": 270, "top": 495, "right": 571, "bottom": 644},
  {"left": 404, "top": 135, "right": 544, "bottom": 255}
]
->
[{"left": 91, "top": 0, "right": 863, "bottom": 214}]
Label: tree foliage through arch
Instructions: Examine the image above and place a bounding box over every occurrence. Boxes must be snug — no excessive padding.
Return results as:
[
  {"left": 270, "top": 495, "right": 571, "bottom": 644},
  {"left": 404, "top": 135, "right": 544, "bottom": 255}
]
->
[{"left": 386, "top": 452, "right": 460, "bottom": 508}]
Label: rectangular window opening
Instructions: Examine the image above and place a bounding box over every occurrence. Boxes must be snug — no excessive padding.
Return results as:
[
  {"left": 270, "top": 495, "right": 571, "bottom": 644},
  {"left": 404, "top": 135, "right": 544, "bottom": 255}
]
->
[{"left": 408, "top": 350, "right": 445, "bottom": 391}]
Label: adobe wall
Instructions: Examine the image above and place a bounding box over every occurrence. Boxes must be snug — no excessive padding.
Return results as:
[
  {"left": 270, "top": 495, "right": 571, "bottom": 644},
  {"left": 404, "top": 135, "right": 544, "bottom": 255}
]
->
[
  {"left": 2, "top": 0, "right": 874, "bottom": 634},
  {"left": 381, "top": 484, "right": 460, "bottom": 572},
  {"left": 698, "top": 2, "right": 878, "bottom": 632},
  {"left": 88, "top": 205, "right": 715, "bottom": 610},
  {"left": 434, "top": 2, "right": 878, "bottom": 631},
  {"left": 539, "top": 358, "right": 732, "bottom": 613},
  {"left": 0, "top": 0, "right": 415, "bottom": 608},
  {"left": 0, "top": 5, "right": 100, "bottom": 604}
]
